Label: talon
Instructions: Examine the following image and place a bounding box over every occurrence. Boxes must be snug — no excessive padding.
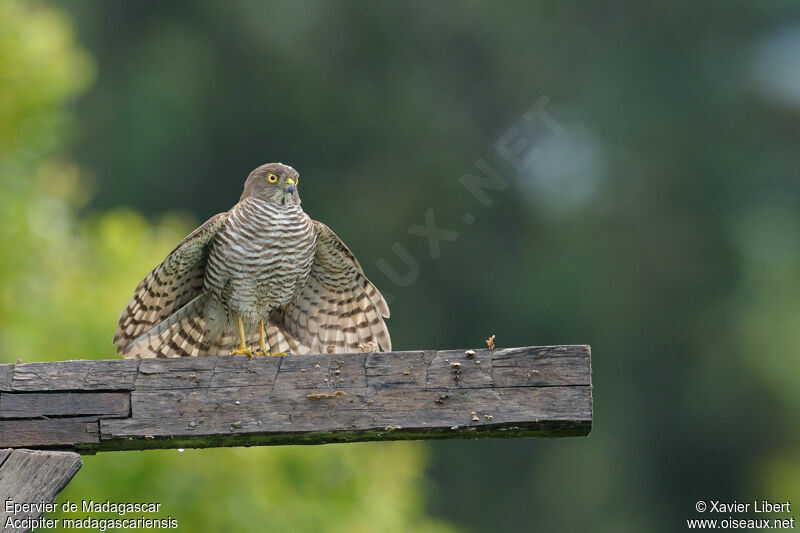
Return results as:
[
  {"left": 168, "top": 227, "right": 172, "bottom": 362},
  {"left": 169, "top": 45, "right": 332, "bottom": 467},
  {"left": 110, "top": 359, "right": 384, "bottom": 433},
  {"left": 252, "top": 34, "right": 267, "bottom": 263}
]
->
[{"left": 231, "top": 346, "right": 255, "bottom": 357}]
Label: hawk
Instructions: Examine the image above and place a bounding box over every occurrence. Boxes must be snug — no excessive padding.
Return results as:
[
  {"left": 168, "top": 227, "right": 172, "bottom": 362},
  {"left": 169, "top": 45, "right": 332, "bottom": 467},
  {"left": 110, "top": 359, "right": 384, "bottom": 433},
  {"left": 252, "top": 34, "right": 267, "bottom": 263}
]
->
[{"left": 113, "top": 163, "right": 391, "bottom": 358}]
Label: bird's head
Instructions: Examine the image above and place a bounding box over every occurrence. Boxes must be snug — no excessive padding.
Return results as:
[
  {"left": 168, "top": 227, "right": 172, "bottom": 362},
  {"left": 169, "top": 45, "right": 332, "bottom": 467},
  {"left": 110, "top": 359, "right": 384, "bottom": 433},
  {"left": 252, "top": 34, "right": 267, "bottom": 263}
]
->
[{"left": 241, "top": 162, "right": 301, "bottom": 206}]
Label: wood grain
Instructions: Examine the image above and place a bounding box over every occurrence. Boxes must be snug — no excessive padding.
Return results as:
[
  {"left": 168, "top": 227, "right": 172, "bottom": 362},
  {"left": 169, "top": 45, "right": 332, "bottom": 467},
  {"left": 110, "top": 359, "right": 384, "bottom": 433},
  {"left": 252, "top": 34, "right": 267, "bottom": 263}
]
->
[
  {"left": 0, "top": 345, "right": 592, "bottom": 452},
  {"left": 0, "top": 392, "right": 129, "bottom": 419},
  {"left": 0, "top": 359, "right": 139, "bottom": 392},
  {"left": 0, "top": 420, "right": 100, "bottom": 449},
  {"left": 0, "top": 448, "right": 82, "bottom": 533}
]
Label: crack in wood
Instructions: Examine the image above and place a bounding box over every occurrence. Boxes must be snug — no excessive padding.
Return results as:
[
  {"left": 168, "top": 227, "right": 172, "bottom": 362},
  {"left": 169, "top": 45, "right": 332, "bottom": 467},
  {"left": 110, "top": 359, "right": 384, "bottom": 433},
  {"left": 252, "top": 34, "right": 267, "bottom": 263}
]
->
[
  {"left": 0, "top": 345, "right": 592, "bottom": 452},
  {"left": 0, "top": 448, "right": 82, "bottom": 532}
]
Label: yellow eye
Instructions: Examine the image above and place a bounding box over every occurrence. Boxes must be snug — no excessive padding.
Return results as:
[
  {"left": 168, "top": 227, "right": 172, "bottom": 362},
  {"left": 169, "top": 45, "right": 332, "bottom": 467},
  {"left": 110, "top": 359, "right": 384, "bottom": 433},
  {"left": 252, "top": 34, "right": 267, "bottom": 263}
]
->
[{"left": 267, "top": 173, "right": 279, "bottom": 183}]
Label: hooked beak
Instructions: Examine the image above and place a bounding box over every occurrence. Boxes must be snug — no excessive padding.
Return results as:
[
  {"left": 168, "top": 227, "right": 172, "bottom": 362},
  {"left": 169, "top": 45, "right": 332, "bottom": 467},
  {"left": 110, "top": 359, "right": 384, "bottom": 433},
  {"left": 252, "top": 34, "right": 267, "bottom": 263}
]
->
[{"left": 284, "top": 177, "right": 296, "bottom": 194}]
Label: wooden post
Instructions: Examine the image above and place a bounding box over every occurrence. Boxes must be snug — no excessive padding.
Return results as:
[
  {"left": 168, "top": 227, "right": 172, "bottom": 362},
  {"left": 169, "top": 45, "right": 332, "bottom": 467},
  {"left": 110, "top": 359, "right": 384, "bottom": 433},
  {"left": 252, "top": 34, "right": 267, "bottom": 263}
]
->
[
  {"left": 0, "top": 449, "right": 82, "bottom": 533},
  {"left": 0, "top": 345, "right": 592, "bottom": 532}
]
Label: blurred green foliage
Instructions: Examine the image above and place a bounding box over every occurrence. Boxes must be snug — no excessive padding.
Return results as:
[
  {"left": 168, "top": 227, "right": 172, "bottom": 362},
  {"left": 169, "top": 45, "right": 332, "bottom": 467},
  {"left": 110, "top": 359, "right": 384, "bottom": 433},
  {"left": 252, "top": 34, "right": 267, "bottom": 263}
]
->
[
  {"left": 0, "top": 2, "right": 453, "bottom": 532},
  {"left": 2, "top": 0, "right": 799, "bottom": 531}
]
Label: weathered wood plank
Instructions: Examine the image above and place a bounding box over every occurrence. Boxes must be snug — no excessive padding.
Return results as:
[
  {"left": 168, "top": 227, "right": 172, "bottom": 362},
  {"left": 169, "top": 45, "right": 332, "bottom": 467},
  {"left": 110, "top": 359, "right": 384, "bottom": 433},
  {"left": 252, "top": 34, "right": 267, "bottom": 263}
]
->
[
  {"left": 0, "top": 345, "right": 592, "bottom": 452},
  {"left": 0, "top": 365, "right": 12, "bottom": 392},
  {"left": 489, "top": 345, "right": 591, "bottom": 386},
  {"left": 136, "top": 355, "right": 281, "bottom": 390},
  {"left": 5, "top": 360, "right": 139, "bottom": 392},
  {"left": 0, "top": 419, "right": 99, "bottom": 449},
  {"left": 102, "top": 385, "right": 591, "bottom": 448},
  {"left": 0, "top": 392, "right": 130, "bottom": 419},
  {"left": 0, "top": 449, "right": 82, "bottom": 533}
]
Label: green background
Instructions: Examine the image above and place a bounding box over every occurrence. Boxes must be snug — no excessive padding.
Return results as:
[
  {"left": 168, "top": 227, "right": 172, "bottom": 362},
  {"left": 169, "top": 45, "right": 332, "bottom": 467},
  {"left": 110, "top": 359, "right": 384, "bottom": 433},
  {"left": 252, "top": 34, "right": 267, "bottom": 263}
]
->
[{"left": 1, "top": 1, "right": 799, "bottom": 531}]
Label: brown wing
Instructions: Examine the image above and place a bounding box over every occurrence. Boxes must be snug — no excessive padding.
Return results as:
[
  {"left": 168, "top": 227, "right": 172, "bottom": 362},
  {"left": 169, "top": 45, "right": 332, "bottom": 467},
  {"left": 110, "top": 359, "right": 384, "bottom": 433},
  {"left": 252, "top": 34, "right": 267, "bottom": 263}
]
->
[
  {"left": 283, "top": 220, "right": 391, "bottom": 354},
  {"left": 112, "top": 212, "right": 228, "bottom": 355}
]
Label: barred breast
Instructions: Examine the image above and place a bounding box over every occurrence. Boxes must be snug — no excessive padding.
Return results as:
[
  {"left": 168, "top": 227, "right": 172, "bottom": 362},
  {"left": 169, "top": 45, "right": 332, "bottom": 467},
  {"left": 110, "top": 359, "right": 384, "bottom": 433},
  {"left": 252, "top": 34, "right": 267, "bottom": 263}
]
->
[{"left": 203, "top": 197, "right": 316, "bottom": 326}]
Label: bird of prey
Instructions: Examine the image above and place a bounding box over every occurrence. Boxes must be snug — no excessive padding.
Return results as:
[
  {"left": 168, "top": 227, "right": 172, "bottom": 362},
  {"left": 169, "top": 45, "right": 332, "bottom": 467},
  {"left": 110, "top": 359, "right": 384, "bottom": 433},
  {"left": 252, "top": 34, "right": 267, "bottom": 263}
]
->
[{"left": 113, "top": 163, "right": 391, "bottom": 358}]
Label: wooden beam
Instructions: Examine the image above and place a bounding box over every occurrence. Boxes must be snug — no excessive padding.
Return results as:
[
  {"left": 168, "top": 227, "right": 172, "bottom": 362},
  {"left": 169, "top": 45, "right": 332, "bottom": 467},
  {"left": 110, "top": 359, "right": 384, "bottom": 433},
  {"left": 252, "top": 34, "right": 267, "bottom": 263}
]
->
[
  {"left": 0, "top": 448, "right": 82, "bottom": 533},
  {"left": 0, "top": 392, "right": 130, "bottom": 418},
  {"left": 0, "top": 345, "right": 592, "bottom": 452}
]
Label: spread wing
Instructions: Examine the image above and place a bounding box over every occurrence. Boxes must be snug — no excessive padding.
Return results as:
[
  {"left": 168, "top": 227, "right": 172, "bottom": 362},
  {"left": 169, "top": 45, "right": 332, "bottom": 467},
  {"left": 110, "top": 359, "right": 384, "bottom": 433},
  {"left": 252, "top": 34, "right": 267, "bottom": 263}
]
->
[
  {"left": 112, "top": 212, "right": 228, "bottom": 355},
  {"left": 283, "top": 220, "right": 391, "bottom": 354}
]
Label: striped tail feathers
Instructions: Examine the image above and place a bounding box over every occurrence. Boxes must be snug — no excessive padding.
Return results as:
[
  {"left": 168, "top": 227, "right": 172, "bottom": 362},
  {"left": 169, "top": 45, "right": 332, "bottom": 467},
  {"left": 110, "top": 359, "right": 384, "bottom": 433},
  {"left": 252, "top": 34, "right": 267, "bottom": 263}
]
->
[
  {"left": 315, "top": 293, "right": 337, "bottom": 352},
  {"left": 355, "top": 288, "right": 391, "bottom": 352},
  {"left": 360, "top": 275, "right": 390, "bottom": 320},
  {"left": 279, "top": 220, "right": 392, "bottom": 354},
  {"left": 243, "top": 319, "right": 298, "bottom": 355},
  {"left": 120, "top": 295, "right": 223, "bottom": 359},
  {"left": 113, "top": 212, "right": 229, "bottom": 355},
  {"left": 121, "top": 291, "right": 385, "bottom": 359},
  {"left": 348, "top": 275, "right": 391, "bottom": 351},
  {"left": 337, "top": 291, "right": 361, "bottom": 351}
]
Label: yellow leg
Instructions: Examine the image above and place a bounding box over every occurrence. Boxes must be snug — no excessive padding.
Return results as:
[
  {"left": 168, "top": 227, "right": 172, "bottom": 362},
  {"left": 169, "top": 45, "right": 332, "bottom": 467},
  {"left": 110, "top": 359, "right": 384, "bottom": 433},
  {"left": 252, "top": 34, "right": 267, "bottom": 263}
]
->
[
  {"left": 253, "top": 320, "right": 287, "bottom": 357},
  {"left": 230, "top": 317, "right": 254, "bottom": 357},
  {"left": 258, "top": 320, "right": 268, "bottom": 354}
]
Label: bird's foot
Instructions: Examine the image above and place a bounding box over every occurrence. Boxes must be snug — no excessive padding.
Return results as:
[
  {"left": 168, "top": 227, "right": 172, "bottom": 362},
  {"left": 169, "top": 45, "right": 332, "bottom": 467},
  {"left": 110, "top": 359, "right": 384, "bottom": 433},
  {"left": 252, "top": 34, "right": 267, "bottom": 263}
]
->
[
  {"left": 254, "top": 348, "right": 286, "bottom": 357},
  {"left": 231, "top": 317, "right": 254, "bottom": 356},
  {"left": 231, "top": 346, "right": 255, "bottom": 357}
]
